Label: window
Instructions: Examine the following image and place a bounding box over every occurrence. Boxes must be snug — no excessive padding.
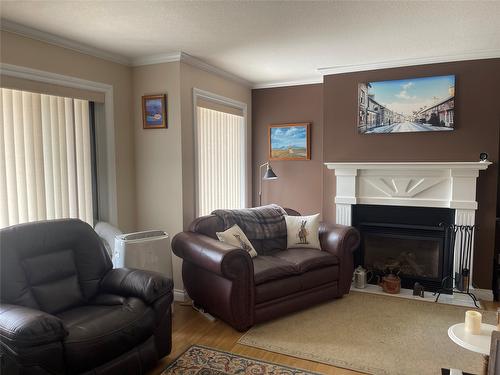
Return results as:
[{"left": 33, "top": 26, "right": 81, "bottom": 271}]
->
[
  {"left": 194, "top": 91, "right": 246, "bottom": 217},
  {"left": 0, "top": 88, "right": 95, "bottom": 228}
]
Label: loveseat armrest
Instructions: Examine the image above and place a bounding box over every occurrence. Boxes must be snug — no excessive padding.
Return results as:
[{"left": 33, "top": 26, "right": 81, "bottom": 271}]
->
[
  {"left": 172, "top": 231, "right": 254, "bottom": 331},
  {"left": 0, "top": 304, "right": 67, "bottom": 348},
  {"left": 100, "top": 268, "right": 173, "bottom": 304},
  {"left": 171, "top": 231, "right": 253, "bottom": 280},
  {"left": 319, "top": 222, "right": 360, "bottom": 295}
]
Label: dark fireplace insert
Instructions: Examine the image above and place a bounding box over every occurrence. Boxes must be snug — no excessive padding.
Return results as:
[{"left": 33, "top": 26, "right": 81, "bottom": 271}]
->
[{"left": 352, "top": 204, "right": 455, "bottom": 292}]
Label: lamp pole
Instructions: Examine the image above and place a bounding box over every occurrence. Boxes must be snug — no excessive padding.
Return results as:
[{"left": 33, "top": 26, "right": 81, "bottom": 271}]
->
[
  {"left": 259, "top": 162, "right": 266, "bottom": 206},
  {"left": 258, "top": 162, "right": 278, "bottom": 206}
]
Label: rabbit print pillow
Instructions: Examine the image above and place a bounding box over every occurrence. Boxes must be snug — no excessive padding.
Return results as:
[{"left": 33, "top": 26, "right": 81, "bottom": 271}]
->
[
  {"left": 216, "top": 224, "right": 258, "bottom": 258},
  {"left": 285, "top": 214, "right": 321, "bottom": 250}
]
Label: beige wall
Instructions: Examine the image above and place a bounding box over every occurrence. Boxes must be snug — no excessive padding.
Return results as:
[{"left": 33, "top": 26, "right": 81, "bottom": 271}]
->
[
  {"left": 180, "top": 62, "right": 252, "bottom": 229},
  {"left": 132, "top": 62, "right": 184, "bottom": 291},
  {"left": 132, "top": 62, "right": 251, "bottom": 293},
  {"left": 0, "top": 31, "right": 137, "bottom": 232},
  {"left": 0, "top": 31, "right": 252, "bottom": 295}
]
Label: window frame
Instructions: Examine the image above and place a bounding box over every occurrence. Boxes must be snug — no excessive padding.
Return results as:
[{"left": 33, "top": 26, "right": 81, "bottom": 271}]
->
[
  {"left": 0, "top": 63, "right": 118, "bottom": 226},
  {"left": 192, "top": 88, "right": 248, "bottom": 217}
]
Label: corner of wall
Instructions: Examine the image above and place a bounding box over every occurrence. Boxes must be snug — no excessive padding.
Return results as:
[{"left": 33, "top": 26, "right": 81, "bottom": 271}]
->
[{"left": 179, "top": 62, "right": 252, "bottom": 229}]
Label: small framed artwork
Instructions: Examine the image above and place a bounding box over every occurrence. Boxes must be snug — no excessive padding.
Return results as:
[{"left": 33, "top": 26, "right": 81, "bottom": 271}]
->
[
  {"left": 269, "top": 123, "right": 311, "bottom": 160},
  {"left": 142, "top": 94, "right": 167, "bottom": 129},
  {"left": 358, "top": 75, "right": 455, "bottom": 134}
]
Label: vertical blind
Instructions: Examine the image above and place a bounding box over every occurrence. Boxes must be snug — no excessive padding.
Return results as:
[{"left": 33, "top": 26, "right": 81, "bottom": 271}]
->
[
  {"left": 196, "top": 106, "right": 245, "bottom": 216},
  {"left": 0, "top": 88, "right": 94, "bottom": 228}
]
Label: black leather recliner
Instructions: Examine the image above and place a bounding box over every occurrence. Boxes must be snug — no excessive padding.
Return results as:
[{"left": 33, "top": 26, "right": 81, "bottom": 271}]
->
[{"left": 0, "top": 219, "right": 173, "bottom": 374}]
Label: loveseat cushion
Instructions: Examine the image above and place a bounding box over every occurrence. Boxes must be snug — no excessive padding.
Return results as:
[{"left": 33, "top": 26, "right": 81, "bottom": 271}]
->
[
  {"left": 273, "top": 248, "right": 339, "bottom": 273},
  {"left": 255, "top": 266, "right": 339, "bottom": 304},
  {"left": 57, "top": 296, "right": 155, "bottom": 373},
  {"left": 253, "top": 256, "right": 297, "bottom": 285}
]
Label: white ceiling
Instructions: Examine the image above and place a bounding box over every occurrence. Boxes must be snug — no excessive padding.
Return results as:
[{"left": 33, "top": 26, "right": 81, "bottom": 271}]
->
[{"left": 1, "top": 1, "right": 500, "bottom": 87}]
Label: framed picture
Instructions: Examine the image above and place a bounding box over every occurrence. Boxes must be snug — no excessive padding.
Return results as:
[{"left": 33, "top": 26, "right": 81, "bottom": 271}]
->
[
  {"left": 269, "top": 123, "right": 310, "bottom": 160},
  {"left": 142, "top": 94, "right": 167, "bottom": 129},
  {"left": 358, "top": 75, "right": 455, "bottom": 134}
]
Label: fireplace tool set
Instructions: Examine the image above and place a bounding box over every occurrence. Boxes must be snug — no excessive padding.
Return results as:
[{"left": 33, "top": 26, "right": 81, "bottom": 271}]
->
[{"left": 434, "top": 224, "right": 479, "bottom": 307}]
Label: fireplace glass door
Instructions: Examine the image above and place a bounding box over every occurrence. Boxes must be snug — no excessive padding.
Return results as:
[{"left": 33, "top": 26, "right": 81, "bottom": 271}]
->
[
  {"left": 364, "top": 233, "right": 442, "bottom": 280},
  {"left": 353, "top": 204, "right": 455, "bottom": 292}
]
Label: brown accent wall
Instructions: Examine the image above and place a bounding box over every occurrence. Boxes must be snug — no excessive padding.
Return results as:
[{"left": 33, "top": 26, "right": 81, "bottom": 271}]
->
[
  {"left": 253, "top": 59, "right": 500, "bottom": 289},
  {"left": 252, "top": 84, "right": 324, "bottom": 216},
  {"left": 324, "top": 59, "right": 500, "bottom": 289}
]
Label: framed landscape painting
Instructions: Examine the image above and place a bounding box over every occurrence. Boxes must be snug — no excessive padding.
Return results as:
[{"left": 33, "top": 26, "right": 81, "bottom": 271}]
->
[
  {"left": 142, "top": 94, "right": 167, "bottom": 129},
  {"left": 269, "top": 123, "right": 310, "bottom": 160},
  {"left": 358, "top": 75, "right": 455, "bottom": 134}
]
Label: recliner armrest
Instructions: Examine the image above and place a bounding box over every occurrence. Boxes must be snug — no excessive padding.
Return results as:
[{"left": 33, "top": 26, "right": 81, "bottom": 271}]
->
[
  {"left": 0, "top": 304, "right": 67, "bottom": 348},
  {"left": 171, "top": 231, "right": 253, "bottom": 279},
  {"left": 100, "top": 268, "right": 173, "bottom": 304}
]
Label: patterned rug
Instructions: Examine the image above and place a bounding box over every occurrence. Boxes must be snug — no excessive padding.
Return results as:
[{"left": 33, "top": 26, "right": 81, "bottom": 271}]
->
[{"left": 162, "top": 345, "right": 320, "bottom": 375}]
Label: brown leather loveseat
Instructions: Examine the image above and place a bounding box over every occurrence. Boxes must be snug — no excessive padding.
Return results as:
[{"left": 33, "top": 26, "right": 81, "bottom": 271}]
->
[
  {"left": 0, "top": 219, "right": 173, "bottom": 375},
  {"left": 172, "top": 207, "right": 360, "bottom": 331}
]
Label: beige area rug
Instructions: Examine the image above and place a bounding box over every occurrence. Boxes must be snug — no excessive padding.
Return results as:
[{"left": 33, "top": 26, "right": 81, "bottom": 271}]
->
[{"left": 238, "top": 292, "right": 495, "bottom": 375}]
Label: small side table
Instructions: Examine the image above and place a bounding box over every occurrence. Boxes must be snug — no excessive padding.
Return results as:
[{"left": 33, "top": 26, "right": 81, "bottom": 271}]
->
[{"left": 448, "top": 323, "right": 496, "bottom": 375}]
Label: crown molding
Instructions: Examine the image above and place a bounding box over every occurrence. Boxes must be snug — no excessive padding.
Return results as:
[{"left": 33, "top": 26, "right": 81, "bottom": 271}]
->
[
  {"left": 317, "top": 50, "right": 500, "bottom": 75},
  {"left": 0, "top": 19, "right": 253, "bottom": 87},
  {"left": 130, "top": 52, "right": 182, "bottom": 66},
  {"left": 253, "top": 76, "right": 323, "bottom": 89},
  {"left": 179, "top": 52, "right": 252, "bottom": 87},
  {"left": 0, "top": 19, "right": 130, "bottom": 66},
  {"left": 131, "top": 51, "right": 252, "bottom": 87},
  {"left": 4, "top": 18, "right": 498, "bottom": 90}
]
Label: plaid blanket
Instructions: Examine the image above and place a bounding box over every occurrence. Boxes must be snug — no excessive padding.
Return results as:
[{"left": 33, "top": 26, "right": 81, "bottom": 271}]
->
[{"left": 212, "top": 204, "right": 287, "bottom": 240}]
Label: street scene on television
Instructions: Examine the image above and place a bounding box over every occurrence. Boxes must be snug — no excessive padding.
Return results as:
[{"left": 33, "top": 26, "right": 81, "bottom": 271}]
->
[{"left": 358, "top": 75, "right": 455, "bottom": 134}]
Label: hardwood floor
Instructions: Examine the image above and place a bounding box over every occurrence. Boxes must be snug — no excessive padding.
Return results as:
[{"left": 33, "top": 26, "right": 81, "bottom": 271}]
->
[
  {"left": 150, "top": 302, "right": 361, "bottom": 374},
  {"left": 150, "top": 299, "right": 500, "bottom": 375}
]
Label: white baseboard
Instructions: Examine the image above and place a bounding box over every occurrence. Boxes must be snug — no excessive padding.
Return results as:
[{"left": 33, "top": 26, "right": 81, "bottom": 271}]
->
[{"left": 173, "top": 288, "right": 187, "bottom": 302}]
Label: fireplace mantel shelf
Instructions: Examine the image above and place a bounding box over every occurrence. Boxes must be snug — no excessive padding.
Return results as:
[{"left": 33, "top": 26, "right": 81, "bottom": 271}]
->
[
  {"left": 325, "top": 161, "right": 491, "bottom": 171},
  {"left": 324, "top": 161, "right": 491, "bottom": 211}
]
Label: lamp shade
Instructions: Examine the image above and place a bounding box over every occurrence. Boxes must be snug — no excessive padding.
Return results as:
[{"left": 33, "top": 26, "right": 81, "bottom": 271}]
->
[{"left": 263, "top": 164, "right": 278, "bottom": 180}]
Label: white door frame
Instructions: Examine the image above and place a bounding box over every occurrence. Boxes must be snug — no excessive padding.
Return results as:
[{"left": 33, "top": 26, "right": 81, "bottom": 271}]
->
[{"left": 192, "top": 88, "right": 248, "bottom": 217}]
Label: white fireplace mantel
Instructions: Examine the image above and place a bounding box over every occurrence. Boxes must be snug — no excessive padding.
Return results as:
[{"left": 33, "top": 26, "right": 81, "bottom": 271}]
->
[
  {"left": 325, "top": 161, "right": 491, "bottom": 219},
  {"left": 325, "top": 161, "right": 492, "bottom": 297}
]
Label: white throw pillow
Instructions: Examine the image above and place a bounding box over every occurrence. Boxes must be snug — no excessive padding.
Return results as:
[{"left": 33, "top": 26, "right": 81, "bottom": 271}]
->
[
  {"left": 285, "top": 214, "right": 321, "bottom": 250},
  {"left": 216, "top": 224, "right": 258, "bottom": 258}
]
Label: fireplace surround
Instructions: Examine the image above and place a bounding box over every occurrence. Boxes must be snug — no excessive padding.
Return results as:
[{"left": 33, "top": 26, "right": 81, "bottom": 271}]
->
[{"left": 325, "top": 161, "right": 492, "bottom": 299}]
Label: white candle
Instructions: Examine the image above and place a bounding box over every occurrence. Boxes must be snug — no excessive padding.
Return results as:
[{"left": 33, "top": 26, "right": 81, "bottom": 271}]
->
[{"left": 464, "top": 310, "right": 482, "bottom": 335}]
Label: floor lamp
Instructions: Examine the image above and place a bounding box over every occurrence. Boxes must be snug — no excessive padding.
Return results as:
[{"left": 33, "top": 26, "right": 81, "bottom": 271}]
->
[{"left": 258, "top": 162, "right": 278, "bottom": 206}]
